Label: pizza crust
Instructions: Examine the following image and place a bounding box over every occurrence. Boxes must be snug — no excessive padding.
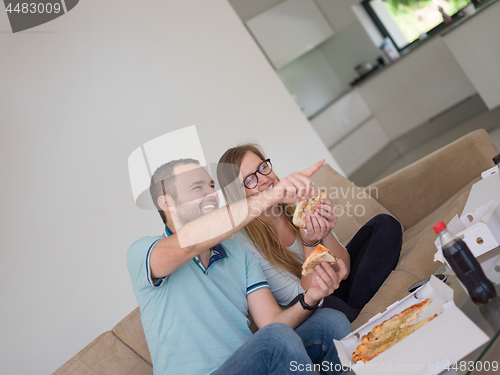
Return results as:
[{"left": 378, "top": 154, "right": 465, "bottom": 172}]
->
[{"left": 352, "top": 298, "right": 438, "bottom": 363}]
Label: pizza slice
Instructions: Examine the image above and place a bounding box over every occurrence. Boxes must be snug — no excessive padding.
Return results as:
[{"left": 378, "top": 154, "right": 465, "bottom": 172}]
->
[
  {"left": 363, "top": 298, "right": 432, "bottom": 344},
  {"left": 352, "top": 298, "right": 437, "bottom": 363},
  {"left": 293, "top": 189, "right": 327, "bottom": 229},
  {"left": 302, "top": 244, "right": 338, "bottom": 276}
]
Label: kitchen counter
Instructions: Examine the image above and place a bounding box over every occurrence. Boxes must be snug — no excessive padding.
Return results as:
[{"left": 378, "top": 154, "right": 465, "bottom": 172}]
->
[
  {"left": 441, "top": 0, "right": 500, "bottom": 110},
  {"left": 310, "top": 0, "right": 498, "bottom": 121},
  {"left": 309, "top": 0, "right": 499, "bottom": 180},
  {"left": 349, "top": 0, "right": 498, "bottom": 88},
  {"left": 441, "top": 0, "right": 498, "bottom": 36}
]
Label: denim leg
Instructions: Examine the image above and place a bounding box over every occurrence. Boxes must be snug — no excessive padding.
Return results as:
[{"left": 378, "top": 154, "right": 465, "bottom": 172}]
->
[
  {"left": 295, "top": 309, "right": 353, "bottom": 375},
  {"left": 211, "top": 322, "right": 317, "bottom": 375}
]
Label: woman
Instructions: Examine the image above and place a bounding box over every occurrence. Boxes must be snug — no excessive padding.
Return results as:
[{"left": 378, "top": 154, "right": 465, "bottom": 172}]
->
[{"left": 217, "top": 144, "right": 402, "bottom": 322}]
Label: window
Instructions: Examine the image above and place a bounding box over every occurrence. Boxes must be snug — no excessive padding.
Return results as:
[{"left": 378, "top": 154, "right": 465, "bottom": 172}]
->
[{"left": 362, "top": 0, "right": 471, "bottom": 51}]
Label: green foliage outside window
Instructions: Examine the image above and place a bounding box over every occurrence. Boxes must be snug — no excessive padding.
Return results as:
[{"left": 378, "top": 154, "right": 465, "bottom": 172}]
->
[{"left": 381, "top": 0, "right": 471, "bottom": 43}]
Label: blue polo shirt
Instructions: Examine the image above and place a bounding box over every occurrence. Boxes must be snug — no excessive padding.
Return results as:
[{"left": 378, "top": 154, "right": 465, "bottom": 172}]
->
[{"left": 127, "top": 227, "right": 269, "bottom": 375}]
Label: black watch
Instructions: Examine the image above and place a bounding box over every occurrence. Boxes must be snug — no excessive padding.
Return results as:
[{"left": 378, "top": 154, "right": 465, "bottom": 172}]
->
[{"left": 299, "top": 292, "right": 324, "bottom": 311}]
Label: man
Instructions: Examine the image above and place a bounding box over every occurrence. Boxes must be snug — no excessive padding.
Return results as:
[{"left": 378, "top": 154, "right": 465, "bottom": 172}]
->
[{"left": 127, "top": 158, "right": 352, "bottom": 375}]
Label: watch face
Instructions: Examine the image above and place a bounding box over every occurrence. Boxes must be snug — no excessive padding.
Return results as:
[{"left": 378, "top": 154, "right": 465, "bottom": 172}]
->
[
  {"left": 407, "top": 274, "right": 447, "bottom": 293},
  {"left": 317, "top": 297, "right": 324, "bottom": 308},
  {"left": 408, "top": 278, "right": 429, "bottom": 293}
]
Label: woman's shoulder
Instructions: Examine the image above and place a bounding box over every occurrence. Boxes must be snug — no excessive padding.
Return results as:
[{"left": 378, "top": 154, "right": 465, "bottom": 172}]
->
[{"left": 287, "top": 236, "right": 303, "bottom": 256}]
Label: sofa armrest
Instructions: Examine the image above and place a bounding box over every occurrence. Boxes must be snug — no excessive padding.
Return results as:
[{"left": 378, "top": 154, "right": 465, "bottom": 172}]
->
[{"left": 367, "top": 129, "right": 499, "bottom": 229}]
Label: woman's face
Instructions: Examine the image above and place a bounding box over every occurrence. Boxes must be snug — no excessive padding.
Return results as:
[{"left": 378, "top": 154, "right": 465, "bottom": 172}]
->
[{"left": 239, "top": 151, "right": 278, "bottom": 197}]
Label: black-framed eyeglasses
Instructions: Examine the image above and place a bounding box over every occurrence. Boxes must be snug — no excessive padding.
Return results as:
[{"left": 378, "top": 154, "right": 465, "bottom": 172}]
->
[{"left": 243, "top": 159, "right": 273, "bottom": 189}]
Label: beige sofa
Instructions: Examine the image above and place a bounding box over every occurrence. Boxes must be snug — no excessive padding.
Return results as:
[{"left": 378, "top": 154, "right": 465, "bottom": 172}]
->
[{"left": 55, "top": 129, "right": 499, "bottom": 375}]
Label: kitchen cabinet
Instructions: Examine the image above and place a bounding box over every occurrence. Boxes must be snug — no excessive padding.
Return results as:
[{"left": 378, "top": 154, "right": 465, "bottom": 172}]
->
[
  {"left": 357, "top": 36, "right": 475, "bottom": 140},
  {"left": 310, "top": 88, "right": 372, "bottom": 147},
  {"left": 310, "top": 88, "right": 390, "bottom": 176},
  {"left": 246, "top": 0, "right": 335, "bottom": 70},
  {"left": 330, "top": 117, "right": 389, "bottom": 175},
  {"left": 278, "top": 48, "right": 345, "bottom": 118},
  {"left": 442, "top": 1, "right": 500, "bottom": 110},
  {"left": 311, "top": 31, "right": 477, "bottom": 176},
  {"left": 357, "top": 66, "right": 424, "bottom": 140},
  {"left": 393, "top": 37, "right": 476, "bottom": 120}
]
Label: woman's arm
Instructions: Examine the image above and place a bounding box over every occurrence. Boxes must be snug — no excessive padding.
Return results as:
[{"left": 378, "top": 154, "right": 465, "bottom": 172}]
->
[
  {"left": 249, "top": 261, "right": 348, "bottom": 329},
  {"left": 300, "top": 198, "right": 351, "bottom": 290}
]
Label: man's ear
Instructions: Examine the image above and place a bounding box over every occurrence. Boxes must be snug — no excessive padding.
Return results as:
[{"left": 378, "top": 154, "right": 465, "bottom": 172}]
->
[{"left": 157, "top": 195, "right": 174, "bottom": 213}]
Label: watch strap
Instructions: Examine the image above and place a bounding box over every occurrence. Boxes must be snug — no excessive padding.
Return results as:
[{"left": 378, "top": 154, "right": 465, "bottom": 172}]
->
[{"left": 299, "top": 293, "right": 324, "bottom": 311}]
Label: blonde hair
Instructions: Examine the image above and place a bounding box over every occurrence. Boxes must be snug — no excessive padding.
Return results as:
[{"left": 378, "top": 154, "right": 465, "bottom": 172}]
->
[{"left": 217, "top": 143, "right": 303, "bottom": 278}]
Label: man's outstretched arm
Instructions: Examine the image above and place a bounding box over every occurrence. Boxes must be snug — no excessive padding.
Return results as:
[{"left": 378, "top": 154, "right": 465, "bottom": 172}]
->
[{"left": 150, "top": 160, "right": 325, "bottom": 278}]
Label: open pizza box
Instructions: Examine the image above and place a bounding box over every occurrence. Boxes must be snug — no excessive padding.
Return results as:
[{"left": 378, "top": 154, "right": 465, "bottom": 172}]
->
[
  {"left": 480, "top": 164, "right": 500, "bottom": 180},
  {"left": 460, "top": 169, "right": 500, "bottom": 230},
  {"left": 333, "top": 277, "right": 489, "bottom": 375},
  {"left": 433, "top": 169, "right": 500, "bottom": 261}
]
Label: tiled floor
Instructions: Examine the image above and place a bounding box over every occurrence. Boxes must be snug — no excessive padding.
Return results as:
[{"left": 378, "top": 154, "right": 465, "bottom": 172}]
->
[{"left": 368, "top": 104, "right": 500, "bottom": 183}]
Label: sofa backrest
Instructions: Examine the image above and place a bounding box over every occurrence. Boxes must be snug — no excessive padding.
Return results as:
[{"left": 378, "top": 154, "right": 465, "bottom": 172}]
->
[
  {"left": 310, "top": 164, "right": 397, "bottom": 245},
  {"left": 368, "top": 129, "right": 499, "bottom": 230}
]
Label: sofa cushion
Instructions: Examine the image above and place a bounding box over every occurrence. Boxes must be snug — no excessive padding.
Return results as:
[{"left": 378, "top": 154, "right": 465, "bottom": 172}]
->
[
  {"left": 369, "top": 129, "right": 499, "bottom": 230},
  {"left": 112, "top": 307, "right": 152, "bottom": 366},
  {"left": 352, "top": 269, "right": 421, "bottom": 330},
  {"left": 311, "top": 164, "right": 397, "bottom": 245},
  {"left": 397, "top": 176, "right": 480, "bottom": 279},
  {"left": 53, "top": 331, "right": 152, "bottom": 375},
  {"left": 352, "top": 176, "right": 480, "bottom": 329}
]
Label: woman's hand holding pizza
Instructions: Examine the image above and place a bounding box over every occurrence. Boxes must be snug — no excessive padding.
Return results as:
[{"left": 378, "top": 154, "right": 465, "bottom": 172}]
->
[
  {"left": 305, "top": 259, "right": 348, "bottom": 303},
  {"left": 300, "top": 198, "right": 337, "bottom": 244},
  {"left": 300, "top": 213, "right": 329, "bottom": 244},
  {"left": 316, "top": 198, "right": 337, "bottom": 232}
]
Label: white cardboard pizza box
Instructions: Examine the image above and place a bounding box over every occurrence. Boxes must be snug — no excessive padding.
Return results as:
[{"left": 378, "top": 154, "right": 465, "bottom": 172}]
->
[
  {"left": 434, "top": 201, "right": 500, "bottom": 261},
  {"left": 480, "top": 165, "right": 499, "bottom": 180},
  {"left": 460, "top": 173, "right": 500, "bottom": 229},
  {"left": 434, "top": 220, "right": 500, "bottom": 260},
  {"left": 333, "top": 277, "right": 489, "bottom": 375},
  {"left": 479, "top": 251, "right": 500, "bottom": 285}
]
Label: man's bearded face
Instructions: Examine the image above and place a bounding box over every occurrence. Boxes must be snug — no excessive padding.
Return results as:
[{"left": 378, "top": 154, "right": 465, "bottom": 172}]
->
[
  {"left": 174, "top": 194, "right": 218, "bottom": 225},
  {"left": 171, "top": 165, "right": 219, "bottom": 226}
]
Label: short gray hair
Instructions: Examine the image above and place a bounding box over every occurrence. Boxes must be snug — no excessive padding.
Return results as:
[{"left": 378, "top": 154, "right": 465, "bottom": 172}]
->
[{"left": 149, "top": 158, "right": 201, "bottom": 224}]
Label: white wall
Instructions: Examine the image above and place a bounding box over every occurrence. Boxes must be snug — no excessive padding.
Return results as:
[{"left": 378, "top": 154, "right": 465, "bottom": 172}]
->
[
  {"left": 0, "top": 1, "right": 342, "bottom": 374},
  {"left": 228, "top": 0, "right": 285, "bottom": 22}
]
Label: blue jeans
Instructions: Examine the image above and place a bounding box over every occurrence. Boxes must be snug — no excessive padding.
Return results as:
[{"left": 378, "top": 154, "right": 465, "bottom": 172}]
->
[{"left": 211, "top": 309, "right": 352, "bottom": 375}]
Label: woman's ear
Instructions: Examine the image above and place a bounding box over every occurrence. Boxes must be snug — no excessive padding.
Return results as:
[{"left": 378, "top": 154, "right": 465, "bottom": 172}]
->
[{"left": 157, "top": 195, "right": 174, "bottom": 213}]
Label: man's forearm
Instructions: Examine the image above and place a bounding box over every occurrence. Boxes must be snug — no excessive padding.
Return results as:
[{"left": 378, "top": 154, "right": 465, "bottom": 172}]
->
[
  {"left": 176, "top": 191, "right": 276, "bottom": 252},
  {"left": 272, "top": 294, "right": 319, "bottom": 329},
  {"left": 151, "top": 190, "right": 278, "bottom": 278}
]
